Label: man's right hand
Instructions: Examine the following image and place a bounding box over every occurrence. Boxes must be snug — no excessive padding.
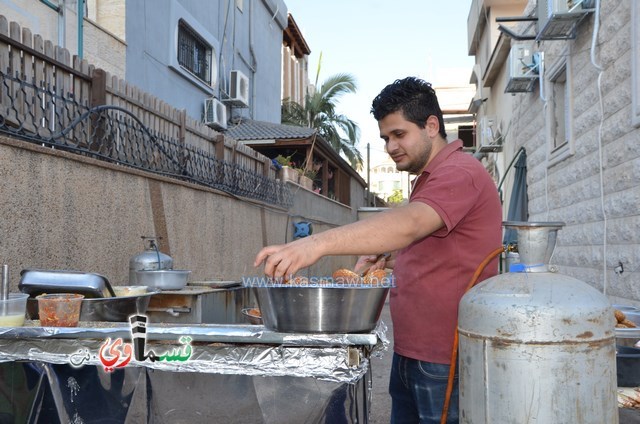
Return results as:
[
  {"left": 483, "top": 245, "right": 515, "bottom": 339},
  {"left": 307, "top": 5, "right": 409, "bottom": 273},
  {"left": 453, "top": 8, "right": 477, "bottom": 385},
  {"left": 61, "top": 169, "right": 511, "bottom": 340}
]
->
[{"left": 354, "top": 252, "right": 394, "bottom": 275}]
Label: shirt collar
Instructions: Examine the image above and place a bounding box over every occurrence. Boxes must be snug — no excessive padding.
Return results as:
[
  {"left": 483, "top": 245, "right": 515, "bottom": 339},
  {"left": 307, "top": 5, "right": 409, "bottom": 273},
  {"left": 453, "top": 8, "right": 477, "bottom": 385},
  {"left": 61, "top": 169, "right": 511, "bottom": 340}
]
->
[
  {"left": 411, "top": 140, "right": 463, "bottom": 191},
  {"left": 423, "top": 139, "right": 463, "bottom": 177}
]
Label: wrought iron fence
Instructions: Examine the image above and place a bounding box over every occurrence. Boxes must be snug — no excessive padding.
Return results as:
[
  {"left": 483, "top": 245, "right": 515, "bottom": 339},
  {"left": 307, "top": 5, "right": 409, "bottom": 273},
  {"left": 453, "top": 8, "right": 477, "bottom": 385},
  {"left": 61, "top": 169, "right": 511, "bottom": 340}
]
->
[{"left": 0, "top": 70, "right": 293, "bottom": 208}]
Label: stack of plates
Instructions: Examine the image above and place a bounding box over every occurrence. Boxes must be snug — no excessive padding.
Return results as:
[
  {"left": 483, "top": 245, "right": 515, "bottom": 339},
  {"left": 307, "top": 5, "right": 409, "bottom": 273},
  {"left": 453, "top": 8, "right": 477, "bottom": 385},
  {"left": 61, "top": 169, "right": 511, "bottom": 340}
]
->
[{"left": 188, "top": 280, "right": 241, "bottom": 289}]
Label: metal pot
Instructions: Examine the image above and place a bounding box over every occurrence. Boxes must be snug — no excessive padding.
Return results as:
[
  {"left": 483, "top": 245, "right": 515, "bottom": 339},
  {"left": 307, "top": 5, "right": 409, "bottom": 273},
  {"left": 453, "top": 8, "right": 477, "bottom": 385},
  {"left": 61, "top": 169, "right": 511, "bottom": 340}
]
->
[
  {"left": 249, "top": 285, "right": 389, "bottom": 333},
  {"left": 135, "top": 270, "right": 191, "bottom": 290},
  {"left": 129, "top": 237, "right": 173, "bottom": 284}
]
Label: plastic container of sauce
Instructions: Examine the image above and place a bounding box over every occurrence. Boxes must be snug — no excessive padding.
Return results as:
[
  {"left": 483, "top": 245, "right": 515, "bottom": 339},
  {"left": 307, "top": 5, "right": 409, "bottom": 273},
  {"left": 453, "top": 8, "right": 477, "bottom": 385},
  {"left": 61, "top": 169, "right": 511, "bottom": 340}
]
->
[{"left": 36, "top": 293, "right": 84, "bottom": 327}]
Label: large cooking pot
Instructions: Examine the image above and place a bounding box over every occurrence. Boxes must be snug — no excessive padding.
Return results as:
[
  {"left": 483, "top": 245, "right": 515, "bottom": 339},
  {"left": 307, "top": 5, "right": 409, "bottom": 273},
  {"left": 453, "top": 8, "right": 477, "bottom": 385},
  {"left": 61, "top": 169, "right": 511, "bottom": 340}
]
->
[
  {"left": 27, "top": 289, "right": 159, "bottom": 322},
  {"left": 247, "top": 282, "right": 390, "bottom": 333}
]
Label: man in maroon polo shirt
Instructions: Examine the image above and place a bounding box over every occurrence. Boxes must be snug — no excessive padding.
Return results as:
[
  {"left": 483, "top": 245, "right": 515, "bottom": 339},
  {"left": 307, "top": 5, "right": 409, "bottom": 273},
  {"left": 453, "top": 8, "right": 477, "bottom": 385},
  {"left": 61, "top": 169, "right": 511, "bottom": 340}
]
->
[{"left": 254, "top": 77, "right": 502, "bottom": 423}]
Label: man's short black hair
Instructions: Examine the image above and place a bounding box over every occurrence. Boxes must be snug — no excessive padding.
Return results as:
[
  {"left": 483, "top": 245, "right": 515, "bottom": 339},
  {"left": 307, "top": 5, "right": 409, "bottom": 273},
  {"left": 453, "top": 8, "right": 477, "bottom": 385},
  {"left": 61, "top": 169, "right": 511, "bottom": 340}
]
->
[{"left": 371, "top": 77, "right": 447, "bottom": 139}]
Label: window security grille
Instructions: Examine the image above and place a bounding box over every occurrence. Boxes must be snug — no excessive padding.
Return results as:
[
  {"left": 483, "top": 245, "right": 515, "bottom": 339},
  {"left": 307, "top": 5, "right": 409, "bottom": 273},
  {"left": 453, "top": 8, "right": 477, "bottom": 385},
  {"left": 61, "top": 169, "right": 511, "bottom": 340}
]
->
[{"left": 177, "top": 21, "right": 212, "bottom": 85}]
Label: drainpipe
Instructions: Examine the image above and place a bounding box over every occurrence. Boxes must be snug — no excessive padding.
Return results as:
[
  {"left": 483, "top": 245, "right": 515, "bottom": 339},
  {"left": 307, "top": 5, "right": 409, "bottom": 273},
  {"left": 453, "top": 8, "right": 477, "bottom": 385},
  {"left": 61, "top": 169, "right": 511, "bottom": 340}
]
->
[
  {"left": 249, "top": 1, "right": 257, "bottom": 118},
  {"left": 77, "top": 0, "right": 84, "bottom": 59},
  {"left": 40, "top": 0, "right": 65, "bottom": 47}
]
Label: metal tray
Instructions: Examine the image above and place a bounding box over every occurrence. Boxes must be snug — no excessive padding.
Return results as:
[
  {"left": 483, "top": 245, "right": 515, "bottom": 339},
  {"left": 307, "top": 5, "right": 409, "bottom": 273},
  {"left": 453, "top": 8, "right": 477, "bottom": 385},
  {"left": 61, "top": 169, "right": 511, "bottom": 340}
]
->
[
  {"left": 26, "top": 289, "right": 160, "bottom": 322},
  {"left": 616, "top": 310, "right": 640, "bottom": 339},
  {"left": 19, "top": 269, "right": 115, "bottom": 298}
]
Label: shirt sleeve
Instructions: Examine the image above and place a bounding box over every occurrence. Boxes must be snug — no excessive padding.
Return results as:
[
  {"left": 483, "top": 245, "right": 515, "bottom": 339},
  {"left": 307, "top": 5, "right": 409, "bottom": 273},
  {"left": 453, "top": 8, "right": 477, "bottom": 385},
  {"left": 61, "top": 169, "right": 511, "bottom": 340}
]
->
[{"left": 410, "top": 164, "right": 482, "bottom": 237}]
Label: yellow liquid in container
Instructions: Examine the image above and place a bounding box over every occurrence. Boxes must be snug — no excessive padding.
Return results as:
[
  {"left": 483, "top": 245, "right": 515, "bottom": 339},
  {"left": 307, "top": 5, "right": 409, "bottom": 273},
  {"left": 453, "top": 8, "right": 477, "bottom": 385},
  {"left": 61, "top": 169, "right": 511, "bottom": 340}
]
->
[{"left": 0, "top": 313, "right": 25, "bottom": 327}]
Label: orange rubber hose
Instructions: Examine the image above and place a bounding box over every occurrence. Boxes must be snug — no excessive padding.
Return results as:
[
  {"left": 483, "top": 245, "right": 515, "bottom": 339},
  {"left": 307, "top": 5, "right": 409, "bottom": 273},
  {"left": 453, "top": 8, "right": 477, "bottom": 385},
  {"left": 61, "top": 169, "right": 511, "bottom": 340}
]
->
[{"left": 440, "top": 246, "right": 505, "bottom": 424}]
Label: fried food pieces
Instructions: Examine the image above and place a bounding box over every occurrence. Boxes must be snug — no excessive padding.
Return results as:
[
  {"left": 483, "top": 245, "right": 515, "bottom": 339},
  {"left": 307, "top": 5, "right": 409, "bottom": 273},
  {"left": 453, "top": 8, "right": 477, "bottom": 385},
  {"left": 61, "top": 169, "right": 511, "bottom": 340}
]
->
[
  {"left": 332, "top": 269, "right": 361, "bottom": 285},
  {"left": 363, "top": 269, "right": 388, "bottom": 285},
  {"left": 615, "top": 309, "right": 637, "bottom": 328},
  {"left": 332, "top": 268, "right": 389, "bottom": 286},
  {"left": 280, "top": 267, "right": 390, "bottom": 287}
]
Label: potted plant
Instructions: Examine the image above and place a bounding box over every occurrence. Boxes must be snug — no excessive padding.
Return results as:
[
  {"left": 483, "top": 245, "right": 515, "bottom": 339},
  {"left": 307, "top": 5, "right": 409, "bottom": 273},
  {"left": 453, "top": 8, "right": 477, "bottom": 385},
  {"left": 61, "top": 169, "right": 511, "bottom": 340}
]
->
[
  {"left": 273, "top": 154, "right": 299, "bottom": 182},
  {"left": 297, "top": 168, "right": 316, "bottom": 190}
]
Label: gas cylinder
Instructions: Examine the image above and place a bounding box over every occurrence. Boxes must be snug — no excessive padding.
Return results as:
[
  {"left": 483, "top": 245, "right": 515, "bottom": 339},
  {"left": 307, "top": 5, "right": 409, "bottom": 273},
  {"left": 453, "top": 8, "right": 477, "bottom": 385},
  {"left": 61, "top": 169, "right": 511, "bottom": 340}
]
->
[
  {"left": 128, "top": 236, "right": 173, "bottom": 284},
  {"left": 458, "top": 222, "right": 618, "bottom": 424}
]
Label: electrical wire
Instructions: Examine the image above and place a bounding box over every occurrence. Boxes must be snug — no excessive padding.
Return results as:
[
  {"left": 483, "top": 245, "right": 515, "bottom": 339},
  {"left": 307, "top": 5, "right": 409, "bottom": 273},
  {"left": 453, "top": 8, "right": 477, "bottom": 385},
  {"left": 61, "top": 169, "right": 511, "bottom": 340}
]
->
[
  {"left": 533, "top": 46, "right": 550, "bottom": 220},
  {"left": 441, "top": 246, "right": 505, "bottom": 424},
  {"left": 543, "top": 102, "right": 550, "bottom": 220},
  {"left": 590, "top": 0, "right": 608, "bottom": 294}
]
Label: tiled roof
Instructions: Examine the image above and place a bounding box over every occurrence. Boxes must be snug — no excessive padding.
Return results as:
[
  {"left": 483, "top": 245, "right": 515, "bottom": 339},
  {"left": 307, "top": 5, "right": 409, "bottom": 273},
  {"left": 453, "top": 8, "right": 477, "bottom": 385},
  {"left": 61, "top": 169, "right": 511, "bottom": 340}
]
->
[{"left": 225, "top": 118, "right": 315, "bottom": 141}]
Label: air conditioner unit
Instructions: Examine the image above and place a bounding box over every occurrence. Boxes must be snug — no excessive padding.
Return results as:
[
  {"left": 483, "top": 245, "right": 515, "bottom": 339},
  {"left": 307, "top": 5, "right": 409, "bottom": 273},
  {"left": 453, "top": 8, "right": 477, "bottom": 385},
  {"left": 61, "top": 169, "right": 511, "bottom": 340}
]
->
[
  {"left": 203, "top": 98, "right": 227, "bottom": 130},
  {"left": 505, "top": 44, "right": 539, "bottom": 93},
  {"left": 537, "top": 0, "right": 593, "bottom": 40},
  {"left": 227, "top": 70, "right": 250, "bottom": 107},
  {"left": 477, "top": 116, "right": 502, "bottom": 152}
]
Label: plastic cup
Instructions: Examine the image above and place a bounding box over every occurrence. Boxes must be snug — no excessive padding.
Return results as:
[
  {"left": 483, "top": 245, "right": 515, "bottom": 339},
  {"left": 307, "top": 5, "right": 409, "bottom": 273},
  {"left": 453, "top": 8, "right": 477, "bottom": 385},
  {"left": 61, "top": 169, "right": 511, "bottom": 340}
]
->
[
  {"left": 36, "top": 293, "right": 84, "bottom": 327},
  {"left": 0, "top": 293, "right": 29, "bottom": 327}
]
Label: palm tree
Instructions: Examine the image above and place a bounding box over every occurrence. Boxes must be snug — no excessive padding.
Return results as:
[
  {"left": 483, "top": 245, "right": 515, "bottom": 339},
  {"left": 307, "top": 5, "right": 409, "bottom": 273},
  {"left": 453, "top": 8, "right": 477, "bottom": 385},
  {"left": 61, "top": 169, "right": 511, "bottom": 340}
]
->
[{"left": 282, "top": 66, "right": 363, "bottom": 170}]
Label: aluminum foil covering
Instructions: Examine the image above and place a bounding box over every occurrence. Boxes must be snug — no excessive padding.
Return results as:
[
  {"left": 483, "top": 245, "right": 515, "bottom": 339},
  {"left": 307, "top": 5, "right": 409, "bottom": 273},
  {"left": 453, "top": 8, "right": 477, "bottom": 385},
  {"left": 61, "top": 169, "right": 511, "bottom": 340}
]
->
[
  {"left": 0, "top": 321, "right": 390, "bottom": 423},
  {"left": 0, "top": 321, "right": 389, "bottom": 384},
  {"left": 0, "top": 361, "right": 372, "bottom": 423},
  {"left": 0, "top": 321, "right": 383, "bottom": 345},
  {"left": 0, "top": 338, "right": 368, "bottom": 383}
]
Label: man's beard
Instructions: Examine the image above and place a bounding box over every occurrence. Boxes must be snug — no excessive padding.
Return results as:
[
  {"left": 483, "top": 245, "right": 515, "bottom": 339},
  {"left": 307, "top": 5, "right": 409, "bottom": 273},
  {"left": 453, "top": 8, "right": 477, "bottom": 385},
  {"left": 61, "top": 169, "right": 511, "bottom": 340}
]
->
[{"left": 397, "top": 143, "right": 431, "bottom": 175}]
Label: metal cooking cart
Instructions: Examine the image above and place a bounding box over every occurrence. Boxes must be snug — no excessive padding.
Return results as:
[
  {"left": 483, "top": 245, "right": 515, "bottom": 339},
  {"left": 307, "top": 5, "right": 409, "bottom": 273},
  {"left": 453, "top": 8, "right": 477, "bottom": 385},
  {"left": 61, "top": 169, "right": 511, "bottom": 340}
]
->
[{"left": 0, "top": 322, "right": 387, "bottom": 423}]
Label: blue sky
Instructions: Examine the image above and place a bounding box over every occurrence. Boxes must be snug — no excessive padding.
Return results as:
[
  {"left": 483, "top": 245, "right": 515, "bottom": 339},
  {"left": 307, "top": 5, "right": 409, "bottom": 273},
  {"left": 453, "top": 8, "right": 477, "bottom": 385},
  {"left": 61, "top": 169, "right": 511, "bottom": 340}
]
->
[{"left": 284, "top": 0, "right": 474, "bottom": 162}]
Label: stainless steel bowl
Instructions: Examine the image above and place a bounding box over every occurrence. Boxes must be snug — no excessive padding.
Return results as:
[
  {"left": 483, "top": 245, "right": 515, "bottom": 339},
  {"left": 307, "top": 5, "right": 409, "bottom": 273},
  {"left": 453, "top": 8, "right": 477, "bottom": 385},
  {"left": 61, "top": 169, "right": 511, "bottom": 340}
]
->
[
  {"left": 250, "top": 285, "right": 389, "bottom": 333},
  {"left": 27, "top": 289, "right": 159, "bottom": 322},
  {"left": 135, "top": 270, "right": 191, "bottom": 290},
  {"left": 241, "top": 307, "right": 263, "bottom": 325},
  {"left": 613, "top": 304, "right": 639, "bottom": 313}
]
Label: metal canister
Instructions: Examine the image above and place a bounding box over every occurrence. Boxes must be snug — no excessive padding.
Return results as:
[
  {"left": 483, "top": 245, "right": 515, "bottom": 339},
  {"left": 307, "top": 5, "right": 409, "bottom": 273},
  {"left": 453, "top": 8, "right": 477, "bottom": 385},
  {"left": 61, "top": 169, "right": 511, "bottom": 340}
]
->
[
  {"left": 128, "top": 237, "right": 173, "bottom": 284},
  {"left": 458, "top": 222, "right": 618, "bottom": 424}
]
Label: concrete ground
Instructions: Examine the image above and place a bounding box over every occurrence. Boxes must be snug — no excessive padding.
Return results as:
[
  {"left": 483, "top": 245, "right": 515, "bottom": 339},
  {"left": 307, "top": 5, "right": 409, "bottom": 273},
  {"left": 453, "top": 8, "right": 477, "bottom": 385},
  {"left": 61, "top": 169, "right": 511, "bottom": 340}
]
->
[
  {"left": 368, "top": 297, "right": 393, "bottom": 423},
  {"left": 366, "top": 298, "right": 640, "bottom": 424}
]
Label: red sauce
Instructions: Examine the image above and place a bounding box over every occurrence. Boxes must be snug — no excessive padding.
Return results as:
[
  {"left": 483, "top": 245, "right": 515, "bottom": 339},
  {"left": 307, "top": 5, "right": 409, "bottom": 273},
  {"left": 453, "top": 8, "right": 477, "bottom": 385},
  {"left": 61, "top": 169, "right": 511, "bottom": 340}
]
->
[{"left": 37, "top": 294, "right": 84, "bottom": 327}]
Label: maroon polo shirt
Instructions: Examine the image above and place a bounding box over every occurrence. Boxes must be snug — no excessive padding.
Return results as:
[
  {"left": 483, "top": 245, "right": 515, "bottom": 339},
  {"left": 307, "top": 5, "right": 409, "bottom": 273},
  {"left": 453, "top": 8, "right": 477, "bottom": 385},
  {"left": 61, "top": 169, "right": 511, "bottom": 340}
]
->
[{"left": 391, "top": 140, "right": 502, "bottom": 364}]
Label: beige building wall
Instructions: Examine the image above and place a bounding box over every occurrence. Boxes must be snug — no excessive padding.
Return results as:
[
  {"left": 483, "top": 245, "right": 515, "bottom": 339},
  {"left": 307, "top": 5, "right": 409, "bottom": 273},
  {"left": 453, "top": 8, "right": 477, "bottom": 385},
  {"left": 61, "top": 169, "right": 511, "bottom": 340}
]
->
[
  {"left": 469, "top": 0, "right": 640, "bottom": 305},
  {"left": 2, "top": 0, "right": 126, "bottom": 76},
  {"left": 368, "top": 159, "right": 411, "bottom": 203},
  {"left": 281, "top": 44, "right": 309, "bottom": 106}
]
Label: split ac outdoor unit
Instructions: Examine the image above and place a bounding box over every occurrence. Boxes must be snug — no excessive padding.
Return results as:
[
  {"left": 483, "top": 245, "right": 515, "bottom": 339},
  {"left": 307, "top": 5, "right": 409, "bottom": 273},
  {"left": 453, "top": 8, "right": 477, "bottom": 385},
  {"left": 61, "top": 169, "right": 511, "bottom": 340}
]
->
[
  {"left": 537, "top": 0, "right": 593, "bottom": 40},
  {"left": 477, "top": 116, "right": 502, "bottom": 152},
  {"left": 505, "top": 44, "right": 539, "bottom": 93},
  {"left": 226, "top": 70, "right": 250, "bottom": 107},
  {"left": 203, "top": 97, "right": 227, "bottom": 130}
]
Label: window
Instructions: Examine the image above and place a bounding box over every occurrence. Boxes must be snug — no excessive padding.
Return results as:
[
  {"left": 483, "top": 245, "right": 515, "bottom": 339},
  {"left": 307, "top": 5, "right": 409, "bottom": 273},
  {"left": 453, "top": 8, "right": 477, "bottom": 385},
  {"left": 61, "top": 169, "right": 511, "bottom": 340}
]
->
[
  {"left": 178, "top": 21, "right": 212, "bottom": 86},
  {"left": 546, "top": 48, "right": 574, "bottom": 166},
  {"left": 458, "top": 125, "right": 475, "bottom": 149},
  {"left": 550, "top": 65, "right": 567, "bottom": 151},
  {"left": 168, "top": 2, "right": 219, "bottom": 93}
]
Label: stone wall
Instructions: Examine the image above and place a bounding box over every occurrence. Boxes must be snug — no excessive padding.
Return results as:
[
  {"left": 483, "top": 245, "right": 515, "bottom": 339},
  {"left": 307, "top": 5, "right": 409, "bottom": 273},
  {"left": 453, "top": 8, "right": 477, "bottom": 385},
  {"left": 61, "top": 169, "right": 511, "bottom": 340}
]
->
[
  {"left": 0, "top": 136, "right": 357, "bottom": 290},
  {"left": 514, "top": 1, "right": 640, "bottom": 304}
]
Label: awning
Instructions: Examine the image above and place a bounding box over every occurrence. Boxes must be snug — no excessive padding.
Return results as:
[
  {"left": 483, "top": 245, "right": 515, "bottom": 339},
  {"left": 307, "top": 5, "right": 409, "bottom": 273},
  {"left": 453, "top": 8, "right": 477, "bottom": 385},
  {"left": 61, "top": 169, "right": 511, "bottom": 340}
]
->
[{"left": 503, "top": 150, "right": 528, "bottom": 245}]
